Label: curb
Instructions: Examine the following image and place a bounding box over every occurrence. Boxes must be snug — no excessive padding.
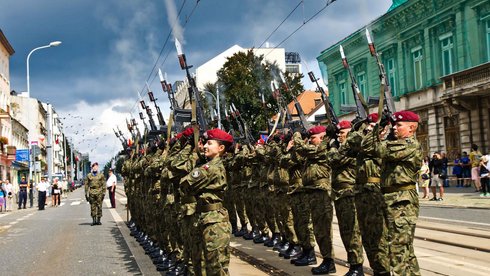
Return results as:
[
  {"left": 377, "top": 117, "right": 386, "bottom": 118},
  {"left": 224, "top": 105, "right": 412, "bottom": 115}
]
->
[{"left": 420, "top": 202, "right": 490, "bottom": 210}]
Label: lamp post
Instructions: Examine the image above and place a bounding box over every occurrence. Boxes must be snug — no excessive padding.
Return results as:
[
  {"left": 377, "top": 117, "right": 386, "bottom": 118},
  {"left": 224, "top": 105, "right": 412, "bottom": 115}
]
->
[
  {"left": 26, "top": 41, "right": 62, "bottom": 192},
  {"left": 203, "top": 90, "right": 221, "bottom": 129},
  {"left": 26, "top": 41, "right": 62, "bottom": 98}
]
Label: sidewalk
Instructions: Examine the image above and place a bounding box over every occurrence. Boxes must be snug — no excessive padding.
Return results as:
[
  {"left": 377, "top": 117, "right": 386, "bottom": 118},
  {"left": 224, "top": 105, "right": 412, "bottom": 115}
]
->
[{"left": 419, "top": 186, "right": 490, "bottom": 209}]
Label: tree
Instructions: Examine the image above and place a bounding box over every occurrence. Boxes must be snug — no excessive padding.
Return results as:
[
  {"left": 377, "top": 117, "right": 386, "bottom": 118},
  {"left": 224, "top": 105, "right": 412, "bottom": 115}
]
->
[{"left": 216, "top": 49, "right": 304, "bottom": 138}]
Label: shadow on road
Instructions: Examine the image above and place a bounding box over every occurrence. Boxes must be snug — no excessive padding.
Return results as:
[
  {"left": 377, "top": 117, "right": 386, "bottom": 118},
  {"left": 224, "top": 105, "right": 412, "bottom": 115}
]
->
[{"left": 109, "top": 221, "right": 142, "bottom": 275}]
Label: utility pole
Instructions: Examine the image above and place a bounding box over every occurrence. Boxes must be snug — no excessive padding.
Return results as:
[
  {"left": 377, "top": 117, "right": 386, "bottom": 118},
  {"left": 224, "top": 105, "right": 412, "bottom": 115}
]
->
[{"left": 46, "top": 103, "right": 53, "bottom": 184}]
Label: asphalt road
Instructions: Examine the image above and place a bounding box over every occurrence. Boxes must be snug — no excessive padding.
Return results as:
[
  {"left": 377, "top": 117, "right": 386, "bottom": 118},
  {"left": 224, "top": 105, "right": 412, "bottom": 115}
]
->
[{"left": 420, "top": 205, "right": 490, "bottom": 226}]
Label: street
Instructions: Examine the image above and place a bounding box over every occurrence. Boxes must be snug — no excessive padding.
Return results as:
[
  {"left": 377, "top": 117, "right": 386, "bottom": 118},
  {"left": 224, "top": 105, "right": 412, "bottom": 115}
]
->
[{"left": 0, "top": 185, "right": 488, "bottom": 276}]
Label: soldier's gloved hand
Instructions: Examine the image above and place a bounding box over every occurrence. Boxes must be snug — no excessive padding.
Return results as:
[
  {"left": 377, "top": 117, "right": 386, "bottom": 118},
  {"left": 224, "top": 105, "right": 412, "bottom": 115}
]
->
[
  {"left": 329, "top": 138, "right": 340, "bottom": 149},
  {"left": 380, "top": 111, "right": 392, "bottom": 128},
  {"left": 326, "top": 124, "right": 338, "bottom": 139},
  {"left": 352, "top": 117, "right": 367, "bottom": 131}
]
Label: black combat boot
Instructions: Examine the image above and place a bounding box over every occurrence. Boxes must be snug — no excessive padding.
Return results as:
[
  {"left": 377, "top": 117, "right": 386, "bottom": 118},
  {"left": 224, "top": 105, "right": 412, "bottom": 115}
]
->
[
  {"left": 344, "top": 264, "right": 364, "bottom": 276},
  {"left": 243, "top": 227, "right": 259, "bottom": 240},
  {"left": 311, "top": 258, "right": 336, "bottom": 275},
  {"left": 166, "top": 262, "right": 187, "bottom": 276},
  {"left": 96, "top": 217, "right": 102, "bottom": 225},
  {"left": 253, "top": 232, "right": 269, "bottom": 244},
  {"left": 264, "top": 233, "right": 281, "bottom": 247},
  {"left": 294, "top": 247, "right": 317, "bottom": 266},
  {"left": 277, "top": 240, "right": 290, "bottom": 256},
  {"left": 231, "top": 225, "right": 238, "bottom": 235},
  {"left": 283, "top": 244, "right": 302, "bottom": 260},
  {"left": 91, "top": 217, "right": 96, "bottom": 226},
  {"left": 234, "top": 226, "right": 248, "bottom": 237},
  {"left": 273, "top": 237, "right": 288, "bottom": 252}
]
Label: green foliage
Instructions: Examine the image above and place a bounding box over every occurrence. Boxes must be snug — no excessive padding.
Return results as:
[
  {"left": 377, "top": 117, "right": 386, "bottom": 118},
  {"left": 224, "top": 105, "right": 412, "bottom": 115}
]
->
[{"left": 216, "top": 49, "right": 304, "bottom": 138}]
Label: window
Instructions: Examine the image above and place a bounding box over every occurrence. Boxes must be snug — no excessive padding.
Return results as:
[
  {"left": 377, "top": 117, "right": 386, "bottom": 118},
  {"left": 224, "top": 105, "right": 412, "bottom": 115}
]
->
[
  {"left": 357, "top": 72, "right": 367, "bottom": 100},
  {"left": 339, "top": 81, "right": 346, "bottom": 105},
  {"left": 440, "top": 34, "right": 454, "bottom": 75},
  {"left": 386, "top": 58, "right": 397, "bottom": 96},
  {"left": 486, "top": 20, "right": 490, "bottom": 61},
  {"left": 412, "top": 47, "right": 423, "bottom": 90}
]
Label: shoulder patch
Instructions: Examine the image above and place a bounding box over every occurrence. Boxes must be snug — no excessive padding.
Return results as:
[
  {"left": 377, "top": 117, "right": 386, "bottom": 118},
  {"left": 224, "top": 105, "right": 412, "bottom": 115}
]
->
[
  {"left": 202, "top": 164, "right": 210, "bottom": 170},
  {"left": 191, "top": 170, "right": 201, "bottom": 178}
]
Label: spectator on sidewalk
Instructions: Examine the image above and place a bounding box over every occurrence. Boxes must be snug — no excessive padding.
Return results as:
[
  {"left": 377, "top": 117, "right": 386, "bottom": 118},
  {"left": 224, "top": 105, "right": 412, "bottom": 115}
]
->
[
  {"left": 419, "top": 156, "right": 431, "bottom": 199},
  {"left": 460, "top": 151, "right": 471, "bottom": 187},
  {"left": 18, "top": 176, "right": 28, "bottom": 209},
  {"left": 51, "top": 178, "right": 61, "bottom": 207},
  {"left": 106, "top": 168, "right": 117, "bottom": 208},
  {"left": 37, "top": 177, "right": 49, "bottom": 210},
  {"left": 5, "top": 180, "right": 13, "bottom": 211},
  {"left": 453, "top": 153, "right": 464, "bottom": 187},
  {"left": 429, "top": 152, "right": 445, "bottom": 201},
  {"left": 0, "top": 183, "right": 5, "bottom": 213},
  {"left": 469, "top": 144, "right": 482, "bottom": 192},
  {"left": 441, "top": 152, "right": 449, "bottom": 187},
  {"left": 479, "top": 155, "right": 490, "bottom": 197}
]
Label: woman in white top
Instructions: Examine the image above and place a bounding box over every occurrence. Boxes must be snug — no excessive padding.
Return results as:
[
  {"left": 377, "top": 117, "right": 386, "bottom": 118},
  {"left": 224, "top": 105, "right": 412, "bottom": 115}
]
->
[{"left": 5, "top": 180, "right": 13, "bottom": 211}]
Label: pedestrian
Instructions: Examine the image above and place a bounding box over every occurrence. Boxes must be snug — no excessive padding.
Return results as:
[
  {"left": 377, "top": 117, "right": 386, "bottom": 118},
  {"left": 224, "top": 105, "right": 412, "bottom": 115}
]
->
[
  {"left": 419, "top": 156, "right": 431, "bottom": 198},
  {"left": 51, "top": 178, "right": 61, "bottom": 206},
  {"left": 429, "top": 152, "right": 445, "bottom": 201},
  {"left": 84, "top": 162, "right": 105, "bottom": 226},
  {"left": 453, "top": 153, "right": 464, "bottom": 187},
  {"left": 441, "top": 152, "right": 449, "bottom": 187},
  {"left": 5, "top": 180, "right": 13, "bottom": 211},
  {"left": 461, "top": 151, "right": 471, "bottom": 187},
  {"left": 180, "top": 128, "right": 233, "bottom": 276},
  {"left": 106, "top": 168, "right": 117, "bottom": 208},
  {"left": 479, "top": 155, "right": 490, "bottom": 197},
  {"left": 18, "top": 176, "right": 28, "bottom": 209},
  {"left": 0, "top": 183, "right": 5, "bottom": 213},
  {"left": 36, "top": 177, "right": 49, "bottom": 210},
  {"left": 469, "top": 144, "right": 482, "bottom": 192}
]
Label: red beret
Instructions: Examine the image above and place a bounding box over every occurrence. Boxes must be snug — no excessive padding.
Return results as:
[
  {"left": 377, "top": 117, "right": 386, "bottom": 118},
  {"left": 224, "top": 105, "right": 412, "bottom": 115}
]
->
[
  {"left": 367, "top": 113, "right": 379, "bottom": 123},
  {"left": 182, "top": 127, "right": 194, "bottom": 137},
  {"left": 308, "top": 125, "right": 327, "bottom": 135},
  {"left": 204, "top": 129, "right": 234, "bottom": 144},
  {"left": 337, "top": 120, "right": 352, "bottom": 130},
  {"left": 393, "top": 110, "right": 420, "bottom": 122},
  {"left": 257, "top": 138, "right": 265, "bottom": 145},
  {"left": 175, "top": 132, "right": 183, "bottom": 139}
]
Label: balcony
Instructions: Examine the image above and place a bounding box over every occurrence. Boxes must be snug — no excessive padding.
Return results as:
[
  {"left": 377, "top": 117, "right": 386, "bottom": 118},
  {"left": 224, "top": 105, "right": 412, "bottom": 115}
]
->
[{"left": 441, "top": 62, "right": 490, "bottom": 98}]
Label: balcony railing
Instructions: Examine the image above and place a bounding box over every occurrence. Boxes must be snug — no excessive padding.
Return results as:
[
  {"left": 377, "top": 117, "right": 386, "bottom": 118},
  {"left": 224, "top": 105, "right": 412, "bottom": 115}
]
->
[{"left": 442, "top": 62, "right": 490, "bottom": 93}]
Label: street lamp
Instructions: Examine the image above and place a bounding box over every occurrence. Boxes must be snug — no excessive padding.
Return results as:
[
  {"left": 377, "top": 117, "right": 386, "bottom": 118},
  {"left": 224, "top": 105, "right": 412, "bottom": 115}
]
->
[
  {"left": 203, "top": 90, "right": 221, "bottom": 129},
  {"left": 26, "top": 41, "right": 62, "bottom": 98}
]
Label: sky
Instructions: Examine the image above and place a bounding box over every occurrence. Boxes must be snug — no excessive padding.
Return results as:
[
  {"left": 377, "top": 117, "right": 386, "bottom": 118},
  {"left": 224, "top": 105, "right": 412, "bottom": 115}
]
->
[{"left": 0, "top": 0, "right": 392, "bottom": 165}]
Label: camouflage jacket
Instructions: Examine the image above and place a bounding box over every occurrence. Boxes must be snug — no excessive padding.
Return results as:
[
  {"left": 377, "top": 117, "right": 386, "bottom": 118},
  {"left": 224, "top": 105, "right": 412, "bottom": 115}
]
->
[{"left": 84, "top": 172, "right": 105, "bottom": 197}]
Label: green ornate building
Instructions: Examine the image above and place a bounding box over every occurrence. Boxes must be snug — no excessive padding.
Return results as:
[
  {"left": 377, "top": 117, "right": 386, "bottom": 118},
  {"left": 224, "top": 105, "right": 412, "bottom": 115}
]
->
[{"left": 317, "top": 0, "right": 490, "bottom": 159}]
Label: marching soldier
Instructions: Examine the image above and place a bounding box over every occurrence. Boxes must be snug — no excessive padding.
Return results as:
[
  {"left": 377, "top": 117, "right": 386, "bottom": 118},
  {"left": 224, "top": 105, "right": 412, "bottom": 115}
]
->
[
  {"left": 363, "top": 110, "right": 422, "bottom": 275},
  {"left": 84, "top": 162, "right": 105, "bottom": 226}
]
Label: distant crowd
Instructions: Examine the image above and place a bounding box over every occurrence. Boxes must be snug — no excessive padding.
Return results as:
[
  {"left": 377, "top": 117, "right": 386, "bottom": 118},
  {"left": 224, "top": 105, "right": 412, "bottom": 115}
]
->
[{"left": 418, "top": 143, "right": 490, "bottom": 200}]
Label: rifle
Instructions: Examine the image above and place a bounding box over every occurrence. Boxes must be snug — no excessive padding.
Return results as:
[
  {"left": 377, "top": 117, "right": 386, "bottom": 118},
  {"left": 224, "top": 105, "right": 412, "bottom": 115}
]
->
[
  {"left": 146, "top": 83, "right": 166, "bottom": 129},
  {"left": 365, "top": 29, "right": 396, "bottom": 116},
  {"left": 175, "top": 39, "right": 208, "bottom": 153},
  {"left": 158, "top": 68, "right": 179, "bottom": 110},
  {"left": 131, "top": 118, "right": 142, "bottom": 141},
  {"left": 339, "top": 45, "right": 368, "bottom": 120},
  {"left": 113, "top": 128, "right": 126, "bottom": 149},
  {"left": 229, "top": 104, "right": 253, "bottom": 145},
  {"left": 279, "top": 72, "right": 311, "bottom": 133},
  {"left": 139, "top": 99, "right": 157, "bottom": 131},
  {"left": 307, "top": 71, "right": 339, "bottom": 126}
]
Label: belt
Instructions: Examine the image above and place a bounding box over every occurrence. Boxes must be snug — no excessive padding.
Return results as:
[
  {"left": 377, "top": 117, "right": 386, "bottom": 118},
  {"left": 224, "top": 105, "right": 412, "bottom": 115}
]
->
[
  {"left": 367, "top": 177, "right": 381, "bottom": 183},
  {"left": 332, "top": 182, "right": 353, "bottom": 190},
  {"left": 382, "top": 184, "right": 416, "bottom": 194},
  {"left": 197, "top": 202, "right": 223, "bottom": 213}
]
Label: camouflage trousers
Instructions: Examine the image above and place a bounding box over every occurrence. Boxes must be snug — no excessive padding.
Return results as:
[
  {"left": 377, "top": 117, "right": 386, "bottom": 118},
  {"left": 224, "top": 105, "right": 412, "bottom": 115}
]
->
[
  {"left": 334, "top": 193, "right": 364, "bottom": 265},
  {"left": 232, "top": 187, "right": 249, "bottom": 228},
  {"left": 296, "top": 189, "right": 334, "bottom": 258},
  {"left": 355, "top": 186, "right": 390, "bottom": 273},
  {"left": 384, "top": 189, "right": 420, "bottom": 276},
  {"left": 290, "top": 192, "right": 315, "bottom": 247},
  {"left": 274, "top": 192, "right": 297, "bottom": 244},
  {"left": 223, "top": 189, "right": 237, "bottom": 229},
  {"left": 243, "top": 187, "right": 259, "bottom": 229},
  {"left": 89, "top": 193, "right": 104, "bottom": 218},
  {"left": 193, "top": 208, "right": 231, "bottom": 276}
]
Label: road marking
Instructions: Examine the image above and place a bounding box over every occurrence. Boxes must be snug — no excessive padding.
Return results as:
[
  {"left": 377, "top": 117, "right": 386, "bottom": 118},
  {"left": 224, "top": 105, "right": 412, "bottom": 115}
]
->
[
  {"left": 70, "top": 201, "right": 81, "bottom": 206},
  {"left": 419, "top": 216, "right": 490, "bottom": 227},
  {"left": 419, "top": 251, "right": 490, "bottom": 275},
  {"left": 105, "top": 199, "right": 122, "bottom": 222}
]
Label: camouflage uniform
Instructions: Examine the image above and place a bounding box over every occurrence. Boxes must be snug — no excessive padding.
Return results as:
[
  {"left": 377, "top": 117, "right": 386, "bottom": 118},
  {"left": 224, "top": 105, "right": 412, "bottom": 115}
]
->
[
  {"left": 84, "top": 171, "right": 106, "bottom": 220},
  {"left": 364, "top": 130, "right": 422, "bottom": 276},
  {"left": 293, "top": 132, "right": 334, "bottom": 260},
  {"left": 327, "top": 135, "right": 364, "bottom": 266},
  {"left": 181, "top": 156, "right": 231, "bottom": 276}
]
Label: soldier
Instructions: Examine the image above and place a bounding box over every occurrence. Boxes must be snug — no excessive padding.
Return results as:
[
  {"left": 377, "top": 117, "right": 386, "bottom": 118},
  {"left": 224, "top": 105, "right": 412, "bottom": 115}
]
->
[
  {"left": 84, "top": 162, "right": 106, "bottom": 226},
  {"left": 363, "top": 110, "right": 422, "bottom": 275},
  {"left": 180, "top": 128, "right": 233, "bottom": 275},
  {"left": 327, "top": 120, "right": 364, "bottom": 275},
  {"left": 292, "top": 126, "right": 336, "bottom": 274}
]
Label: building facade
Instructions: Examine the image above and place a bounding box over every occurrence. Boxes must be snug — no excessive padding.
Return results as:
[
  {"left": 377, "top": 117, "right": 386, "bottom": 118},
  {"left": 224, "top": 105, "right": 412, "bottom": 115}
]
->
[{"left": 317, "top": 0, "right": 490, "bottom": 159}]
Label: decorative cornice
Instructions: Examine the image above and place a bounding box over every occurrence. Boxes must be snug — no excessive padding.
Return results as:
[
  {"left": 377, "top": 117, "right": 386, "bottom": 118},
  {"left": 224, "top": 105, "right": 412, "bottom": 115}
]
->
[{"left": 0, "top": 29, "right": 15, "bottom": 55}]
